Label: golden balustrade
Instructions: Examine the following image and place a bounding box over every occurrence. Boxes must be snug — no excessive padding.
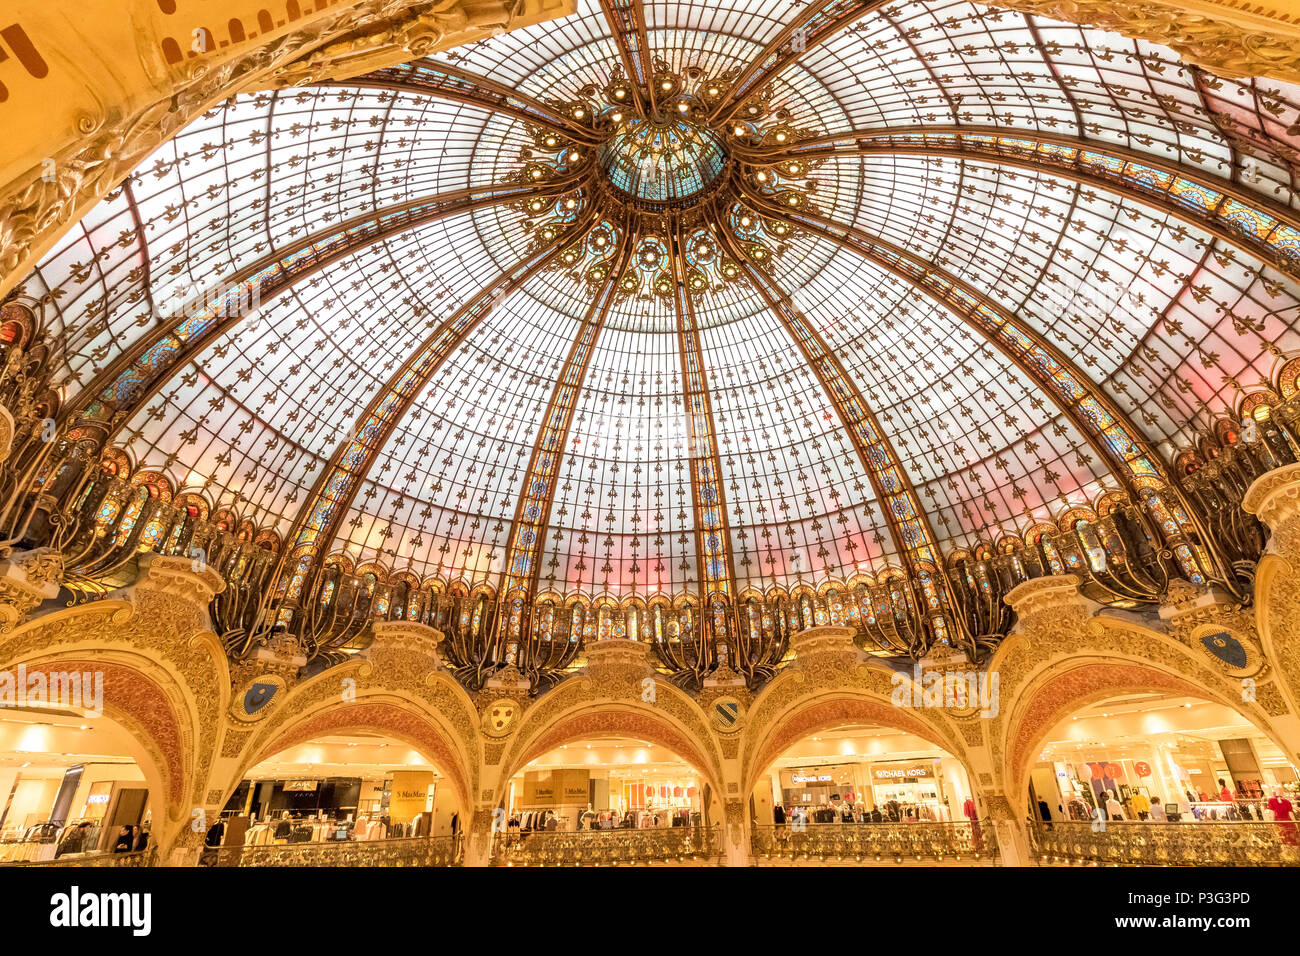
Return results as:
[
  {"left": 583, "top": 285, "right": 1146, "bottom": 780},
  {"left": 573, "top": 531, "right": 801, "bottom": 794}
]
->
[
  {"left": 491, "top": 824, "right": 722, "bottom": 866},
  {"left": 1029, "top": 820, "right": 1300, "bottom": 867},
  {"left": 749, "top": 821, "right": 996, "bottom": 863},
  {"left": 202, "top": 835, "right": 462, "bottom": 867},
  {"left": 0, "top": 847, "right": 156, "bottom": 867}
]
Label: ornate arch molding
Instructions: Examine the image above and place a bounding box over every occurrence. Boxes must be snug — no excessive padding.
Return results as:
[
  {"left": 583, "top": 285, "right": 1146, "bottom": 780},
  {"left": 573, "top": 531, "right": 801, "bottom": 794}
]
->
[
  {"left": 242, "top": 697, "right": 473, "bottom": 807},
  {"left": 0, "top": 594, "right": 230, "bottom": 818},
  {"left": 497, "top": 702, "right": 725, "bottom": 806},
  {"left": 1254, "top": 553, "right": 1300, "bottom": 717},
  {"left": 1001, "top": 657, "right": 1291, "bottom": 803},
  {"left": 741, "top": 691, "right": 974, "bottom": 797},
  {"left": 0, "top": 647, "right": 186, "bottom": 811},
  {"left": 233, "top": 660, "right": 479, "bottom": 806}
]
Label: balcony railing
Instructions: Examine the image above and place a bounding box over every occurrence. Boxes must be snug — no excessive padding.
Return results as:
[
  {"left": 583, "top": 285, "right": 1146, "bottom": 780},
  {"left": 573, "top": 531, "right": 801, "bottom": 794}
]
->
[
  {"left": 201, "top": 835, "right": 462, "bottom": 867},
  {"left": 1029, "top": 820, "right": 1300, "bottom": 866},
  {"left": 0, "top": 847, "right": 156, "bottom": 867},
  {"left": 491, "top": 824, "right": 722, "bottom": 866},
  {"left": 749, "top": 821, "right": 996, "bottom": 863}
]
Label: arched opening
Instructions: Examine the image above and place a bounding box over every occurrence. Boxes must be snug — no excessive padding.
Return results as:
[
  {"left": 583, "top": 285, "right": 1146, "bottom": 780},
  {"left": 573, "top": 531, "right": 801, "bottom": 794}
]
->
[
  {"left": 0, "top": 698, "right": 160, "bottom": 864},
  {"left": 496, "top": 720, "right": 722, "bottom": 865},
  {"left": 1024, "top": 689, "right": 1300, "bottom": 865},
  {"left": 748, "top": 716, "right": 986, "bottom": 864},
  {"left": 206, "top": 730, "right": 464, "bottom": 866}
]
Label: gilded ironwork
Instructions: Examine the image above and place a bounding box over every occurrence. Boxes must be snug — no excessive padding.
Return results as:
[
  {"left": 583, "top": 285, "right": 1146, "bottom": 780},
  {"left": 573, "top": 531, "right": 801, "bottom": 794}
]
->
[
  {"left": 750, "top": 822, "right": 997, "bottom": 863},
  {"left": 492, "top": 825, "right": 722, "bottom": 866},
  {"left": 1030, "top": 820, "right": 1300, "bottom": 867}
]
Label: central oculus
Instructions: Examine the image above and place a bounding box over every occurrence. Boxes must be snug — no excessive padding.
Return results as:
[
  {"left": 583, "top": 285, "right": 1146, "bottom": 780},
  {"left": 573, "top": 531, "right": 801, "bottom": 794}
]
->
[{"left": 599, "top": 118, "right": 727, "bottom": 205}]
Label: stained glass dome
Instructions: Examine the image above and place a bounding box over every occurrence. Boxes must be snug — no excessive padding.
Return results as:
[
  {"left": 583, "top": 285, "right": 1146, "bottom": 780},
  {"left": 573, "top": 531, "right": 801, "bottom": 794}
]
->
[
  {"left": 599, "top": 118, "right": 728, "bottom": 204},
  {"left": 20, "top": 0, "right": 1300, "bottom": 654}
]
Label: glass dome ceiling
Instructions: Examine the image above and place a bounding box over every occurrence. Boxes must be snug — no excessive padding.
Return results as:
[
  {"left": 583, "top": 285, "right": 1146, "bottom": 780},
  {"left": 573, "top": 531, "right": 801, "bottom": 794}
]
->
[
  {"left": 599, "top": 118, "right": 728, "bottom": 203},
  {"left": 20, "top": 0, "right": 1300, "bottom": 609}
]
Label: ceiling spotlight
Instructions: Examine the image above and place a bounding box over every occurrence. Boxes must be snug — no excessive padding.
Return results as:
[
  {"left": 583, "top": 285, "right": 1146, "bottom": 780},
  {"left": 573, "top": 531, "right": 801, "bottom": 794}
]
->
[{"left": 677, "top": 102, "right": 689, "bottom": 113}]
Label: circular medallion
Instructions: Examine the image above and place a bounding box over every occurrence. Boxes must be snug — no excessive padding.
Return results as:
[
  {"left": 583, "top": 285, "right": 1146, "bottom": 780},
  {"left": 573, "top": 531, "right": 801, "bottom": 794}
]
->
[
  {"left": 710, "top": 695, "right": 744, "bottom": 733},
  {"left": 483, "top": 698, "right": 520, "bottom": 737},
  {"left": 229, "top": 674, "right": 286, "bottom": 723},
  {"left": 1192, "top": 625, "right": 1264, "bottom": 678}
]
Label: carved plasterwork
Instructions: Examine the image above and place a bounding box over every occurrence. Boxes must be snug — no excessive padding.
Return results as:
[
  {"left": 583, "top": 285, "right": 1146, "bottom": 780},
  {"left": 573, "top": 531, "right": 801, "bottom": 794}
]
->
[
  {"left": 0, "top": 548, "right": 64, "bottom": 632},
  {"left": 1245, "top": 463, "right": 1300, "bottom": 558}
]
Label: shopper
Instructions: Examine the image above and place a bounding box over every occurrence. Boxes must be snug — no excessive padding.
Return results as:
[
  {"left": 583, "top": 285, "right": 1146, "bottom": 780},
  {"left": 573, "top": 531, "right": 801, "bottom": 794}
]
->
[
  {"left": 1267, "top": 788, "right": 1297, "bottom": 846},
  {"left": 1130, "top": 790, "right": 1150, "bottom": 821},
  {"left": 1217, "top": 778, "right": 1235, "bottom": 802},
  {"left": 1148, "top": 798, "right": 1166, "bottom": 822},
  {"left": 112, "top": 825, "right": 135, "bottom": 853},
  {"left": 204, "top": 818, "right": 225, "bottom": 848}
]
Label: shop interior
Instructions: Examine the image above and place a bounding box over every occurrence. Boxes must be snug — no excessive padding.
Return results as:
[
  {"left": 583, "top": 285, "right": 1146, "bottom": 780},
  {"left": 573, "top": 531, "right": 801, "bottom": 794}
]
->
[
  {"left": 504, "top": 736, "right": 710, "bottom": 833},
  {"left": 209, "top": 732, "right": 460, "bottom": 849},
  {"left": 752, "top": 723, "right": 977, "bottom": 825},
  {"left": 1029, "top": 692, "right": 1300, "bottom": 823},
  {"left": 0, "top": 705, "right": 152, "bottom": 861}
]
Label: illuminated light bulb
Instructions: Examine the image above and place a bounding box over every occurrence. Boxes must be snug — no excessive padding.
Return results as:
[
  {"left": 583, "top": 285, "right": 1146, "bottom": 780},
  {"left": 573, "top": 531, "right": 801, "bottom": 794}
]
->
[
  {"left": 757, "top": 171, "right": 768, "bottom": 182},
  {"left": 775, "top": 131, "right": 787, "bottom": 142},
  {"left": 594, "top": 236, "right": 606, "bottom": 246},
  {"left": 788, "top": 163, "right": 802, "bottom": 174},
  {"left": 573, "top": 108, "right": 585, "bottom": 118},
  {"left": 707, "top": 87, "right": 718, "bottom": 95},
  {"left": 677, "top": 102, "right": 689, "bottom": 113},
  {"left": 661, "top": 80, "right": 673, "bottom": 91},
  {"left": 564, "top": 199, "right": 576, "bottom": 209},
  {"left": 740, "top": 216, "right": 752, "bottom": 226},
  {"left": 734, "top": 126, "right": 745, "bottom": 136},
  {"left": 611, "top": 111, "right": 623, "bottom": 122},
  {"left": 530, "top": 168, "right": 544, "bottom": 179},
  {"left": 571, "top": 150, "right": 582, "bottom": 161},
  {"left": 787, "top": 194, "right": 799, "bottom": 205},
  {"left": 544, "top": 136, "right": 557, "bottom": 147}
]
